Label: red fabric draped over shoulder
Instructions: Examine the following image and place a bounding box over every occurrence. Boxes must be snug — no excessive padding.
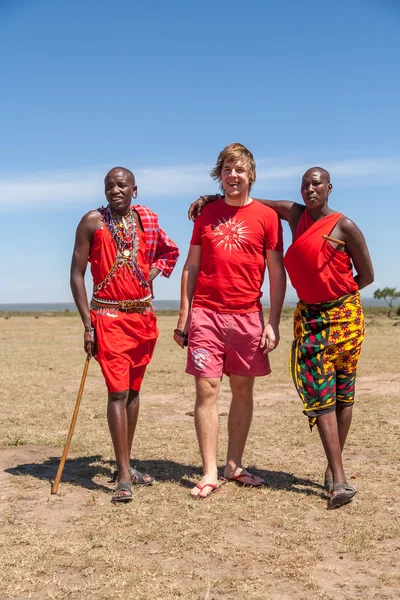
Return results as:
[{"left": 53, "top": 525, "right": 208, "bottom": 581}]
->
[{"left": 283, "top": 211, "right": 358, "bottom": 303}]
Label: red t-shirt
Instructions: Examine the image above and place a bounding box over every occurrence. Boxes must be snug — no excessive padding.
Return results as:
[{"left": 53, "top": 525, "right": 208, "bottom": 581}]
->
[{"left": 191, "top": 198, "right": 283, "bottom": 313}]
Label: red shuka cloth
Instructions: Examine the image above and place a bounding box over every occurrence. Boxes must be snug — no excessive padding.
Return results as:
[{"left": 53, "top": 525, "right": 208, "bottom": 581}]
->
[
  {"left": 88, "top": 222, "right": 158, "bottom": 392},
  {"left": 283, "top": 210, "right": 358, "bottom": 304}
]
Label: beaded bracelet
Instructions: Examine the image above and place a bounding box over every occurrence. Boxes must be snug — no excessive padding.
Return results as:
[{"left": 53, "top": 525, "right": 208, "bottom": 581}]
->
[{"left": 84, "top": 327, "right": 95, "bottom": 333}]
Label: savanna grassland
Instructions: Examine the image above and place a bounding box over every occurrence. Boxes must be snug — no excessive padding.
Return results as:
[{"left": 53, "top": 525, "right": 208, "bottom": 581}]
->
[{"left": 0, "top": 309, "right": 399, "bottom": 600}]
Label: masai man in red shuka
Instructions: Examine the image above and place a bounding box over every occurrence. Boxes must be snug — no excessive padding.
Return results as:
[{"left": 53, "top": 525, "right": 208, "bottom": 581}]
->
[
  {"left": 189, "top": 167, "right": 374, "bottom": 509},
  {"left": 71, "top": 167, "right": 179, "bottom": 503}
]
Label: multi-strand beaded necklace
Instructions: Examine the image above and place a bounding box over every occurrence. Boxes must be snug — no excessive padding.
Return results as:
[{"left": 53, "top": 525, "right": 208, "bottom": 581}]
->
[{"left": 93, "top": 205, "right": 149, "bottom": 294}]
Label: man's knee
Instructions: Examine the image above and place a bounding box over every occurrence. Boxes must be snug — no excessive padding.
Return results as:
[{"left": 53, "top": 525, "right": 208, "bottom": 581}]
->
[
  {"left": 230, "top": 375, "right": 254, "bottom": 399},
  {"left": 336, "top": 401, "right": 354, "bottom": 412},
  {"left": 195, "top": 377, "right": 219, "bottom": 404},
  {"left": 108, "top": 390, "right": 130, "bottom": 404},
  {"left": 128, "top": 390, "right": 140, "bottom": 404}
]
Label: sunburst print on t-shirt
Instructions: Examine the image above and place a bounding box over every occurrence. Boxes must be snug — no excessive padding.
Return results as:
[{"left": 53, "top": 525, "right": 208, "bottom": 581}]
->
[{"left": 211, "top": 217, "right": 250, "bottom": 252}]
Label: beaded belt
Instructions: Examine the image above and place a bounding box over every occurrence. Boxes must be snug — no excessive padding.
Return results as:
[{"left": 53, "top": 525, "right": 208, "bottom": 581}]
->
[{"left": 91, "top": 294, "right": 152, "bottom": 313}]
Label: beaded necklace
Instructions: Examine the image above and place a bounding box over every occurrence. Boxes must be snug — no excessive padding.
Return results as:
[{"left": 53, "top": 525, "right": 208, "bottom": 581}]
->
[{"left": 93, "top": 205, "right": 149, "bottom": 294}]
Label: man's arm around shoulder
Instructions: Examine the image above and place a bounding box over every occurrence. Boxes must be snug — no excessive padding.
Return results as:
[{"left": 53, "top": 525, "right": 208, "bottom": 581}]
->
[{"left": 188, "top": 194, "right": 301, "bottom": 223}]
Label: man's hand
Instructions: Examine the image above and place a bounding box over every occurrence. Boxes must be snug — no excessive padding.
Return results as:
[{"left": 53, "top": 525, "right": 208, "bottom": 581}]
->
[
  {"left": 84, "top": 328, "right": 96, "bottom": 358},
  {"left": 260, "top": 322, "right": 280, "bottom": 354},
  {"left": 173, "top": 317, "right": 189, "bottom": 348},
  {"left": 148, "top": 267, "right": 161, "bottom": 283},
  {"left": 188, "top": 194, "right": 219, "bottom": 221}
]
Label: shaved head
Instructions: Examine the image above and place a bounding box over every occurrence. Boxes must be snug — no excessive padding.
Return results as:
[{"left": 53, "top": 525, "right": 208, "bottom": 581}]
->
[
  {"left": 303, "top": 166, "right": 331, "bottom": 183},
  {"left": 301, "top": 166, "right": 332, "bottom": 208},
  {"left": 105, "top": 166, "right": 135, "bottom": 186}
]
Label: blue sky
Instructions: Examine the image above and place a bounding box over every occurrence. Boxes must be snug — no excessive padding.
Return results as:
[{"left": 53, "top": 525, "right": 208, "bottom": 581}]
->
[{"left": 0, "top": 0, "right": 399, "bottom": 303}]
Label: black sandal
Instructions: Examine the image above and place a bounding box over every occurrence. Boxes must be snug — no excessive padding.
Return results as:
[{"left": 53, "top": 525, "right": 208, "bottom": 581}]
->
[
  {"left": 111, "top": 481, "right": 133, "bottom": 503},
  {"left": 329, "top": 483, "right": 357, "bottom": 509},
  {"left": 130, "top": 467, "right": 154, "bottom": 485},
  {"left": 110, "top": 467, "right": 154, "bottom": 486}
]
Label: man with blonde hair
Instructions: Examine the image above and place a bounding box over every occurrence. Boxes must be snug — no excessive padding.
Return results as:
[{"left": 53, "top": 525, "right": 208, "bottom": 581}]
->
[{"left": 174, "top": 143, "right": 286, "bottom": 498}]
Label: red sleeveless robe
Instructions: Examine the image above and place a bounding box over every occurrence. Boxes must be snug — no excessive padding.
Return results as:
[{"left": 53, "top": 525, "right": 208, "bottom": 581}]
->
[
  {"left": 89, "top": 222, "right": 158, "bottom": 392},
  {"left": 284, "top": 211, "right": 358, "bottom": 304}
]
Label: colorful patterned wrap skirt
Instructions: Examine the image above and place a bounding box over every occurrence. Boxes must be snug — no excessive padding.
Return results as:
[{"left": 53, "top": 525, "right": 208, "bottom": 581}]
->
[{"left": 290, "top": 291, "right": 365, "bottom": 429}]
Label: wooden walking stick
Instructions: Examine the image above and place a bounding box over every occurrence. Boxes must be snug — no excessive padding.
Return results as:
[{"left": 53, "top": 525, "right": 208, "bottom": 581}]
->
[{"left": 51, "top": 355, "right": 90, "bottom": 494}]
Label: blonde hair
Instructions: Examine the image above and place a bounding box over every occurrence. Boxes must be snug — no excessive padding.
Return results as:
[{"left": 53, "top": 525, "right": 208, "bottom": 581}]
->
[{"left": 210, "top": 142, "right": 256, "bottom": 191}]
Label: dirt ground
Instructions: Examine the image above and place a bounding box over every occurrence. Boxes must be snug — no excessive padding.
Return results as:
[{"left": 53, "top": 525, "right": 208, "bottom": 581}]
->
[{"left": 0, "top": 310, "right": 399, "bottom": 600}]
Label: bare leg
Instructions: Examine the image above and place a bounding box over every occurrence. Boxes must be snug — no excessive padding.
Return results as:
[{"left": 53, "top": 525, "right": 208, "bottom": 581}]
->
[
  {"left": 126, "top": 390, "right": 140, "bottom": 459},
  {"left": 125, "top": 390, "right": 153, "bottom": 484},
  {"left": 224, "top": 375, "right": 263, "bottom": 484},
  {"left": 191, "top": 377, "right": 220, "bottom": 498},
  {"left": 225, "top": 375, "right": 254, "bottom": 473},
  {"left": 107, "top": 390, "right": 131, "bottom": 499},
  {"left": 336, "top": 403, "right": 353, "bottom": 447},
  {"left": 317, "top": 410, "right": 347, "bottom": 487},
  {"left": 325, "top": 403, "right": 353, "bottom": 482}
]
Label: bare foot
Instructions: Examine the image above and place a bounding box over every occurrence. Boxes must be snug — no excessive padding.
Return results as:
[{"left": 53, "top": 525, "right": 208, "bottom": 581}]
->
[{"left": 190, "top": 476, "right": 219, "bottom": 498}]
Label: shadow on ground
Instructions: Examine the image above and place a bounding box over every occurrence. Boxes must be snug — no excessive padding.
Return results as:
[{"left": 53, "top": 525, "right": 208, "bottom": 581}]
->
[
  {"left": 5, "top": 455, "right": 326, "bottom": 498},
  {"left": 253, "top": 466, "right": 326, "bottom": 498},
  {"left": 5, "top": 455, "right": 112, "bottom": 492}
]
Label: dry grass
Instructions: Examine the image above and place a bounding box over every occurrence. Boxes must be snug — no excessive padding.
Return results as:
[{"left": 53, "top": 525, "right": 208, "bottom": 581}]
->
[{"left": 0, "top": 311, "right": 399, "bottom": 600}]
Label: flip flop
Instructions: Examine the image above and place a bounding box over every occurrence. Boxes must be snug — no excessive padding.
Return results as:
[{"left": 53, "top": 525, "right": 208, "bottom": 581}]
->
[
  {"left": 110, "top": 467, "right": 154, "bottom": 486},
  {"left": 191, "top": 482, "right": 220, "bottom": 499},
  {"left": 111, "top": 481, "right": 133, "bottom": 503},
  {"left": 225, "top": 470, "right": 265, "bottom": 487},
  {"left": 329, "top": 483, "right": 357, "bottom": 509}
]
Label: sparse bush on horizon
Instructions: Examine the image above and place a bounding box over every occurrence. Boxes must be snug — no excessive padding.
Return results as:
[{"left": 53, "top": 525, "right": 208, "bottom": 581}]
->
[{"left": 373, "top": 287, "right": 400, "bottom": 318}]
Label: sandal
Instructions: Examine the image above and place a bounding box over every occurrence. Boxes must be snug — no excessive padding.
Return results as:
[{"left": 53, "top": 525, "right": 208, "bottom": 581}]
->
[
  {"left": 224, "top": 469, "right": 265, "bottom": 487},
  {"left": 191, "top": 482, "right": 220, "bottom": 499},
  {"left": 324, "top": 477, "right": 334, "bottom": 494},
  {"left": 130, "top": 467, "right": 154, "bottom": 486},
  {"left": 111, "top": 481, "right": 133, "bottom": 503},
  {"left": 110, "top": 467, "right": 154, "bottom": 486},
  {"left": 329, "top": 483, "right": 357, "bottom": 509}
]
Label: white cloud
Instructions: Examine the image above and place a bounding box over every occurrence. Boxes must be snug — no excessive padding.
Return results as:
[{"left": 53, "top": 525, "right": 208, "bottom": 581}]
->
[
  {"left": 0, "top": 156, "right": 399, "bottom": 211},
  {"left": 0, "top": 164, "right": 212, "bottom": 210},
  {"left": 256, "top": 157, "right": 400, "bottom": 182}
]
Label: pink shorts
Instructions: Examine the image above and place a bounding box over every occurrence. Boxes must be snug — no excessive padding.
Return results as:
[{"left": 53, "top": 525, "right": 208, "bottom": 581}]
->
[{"left": 186, "top": 307, "right": 271, "bottom": 379}]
